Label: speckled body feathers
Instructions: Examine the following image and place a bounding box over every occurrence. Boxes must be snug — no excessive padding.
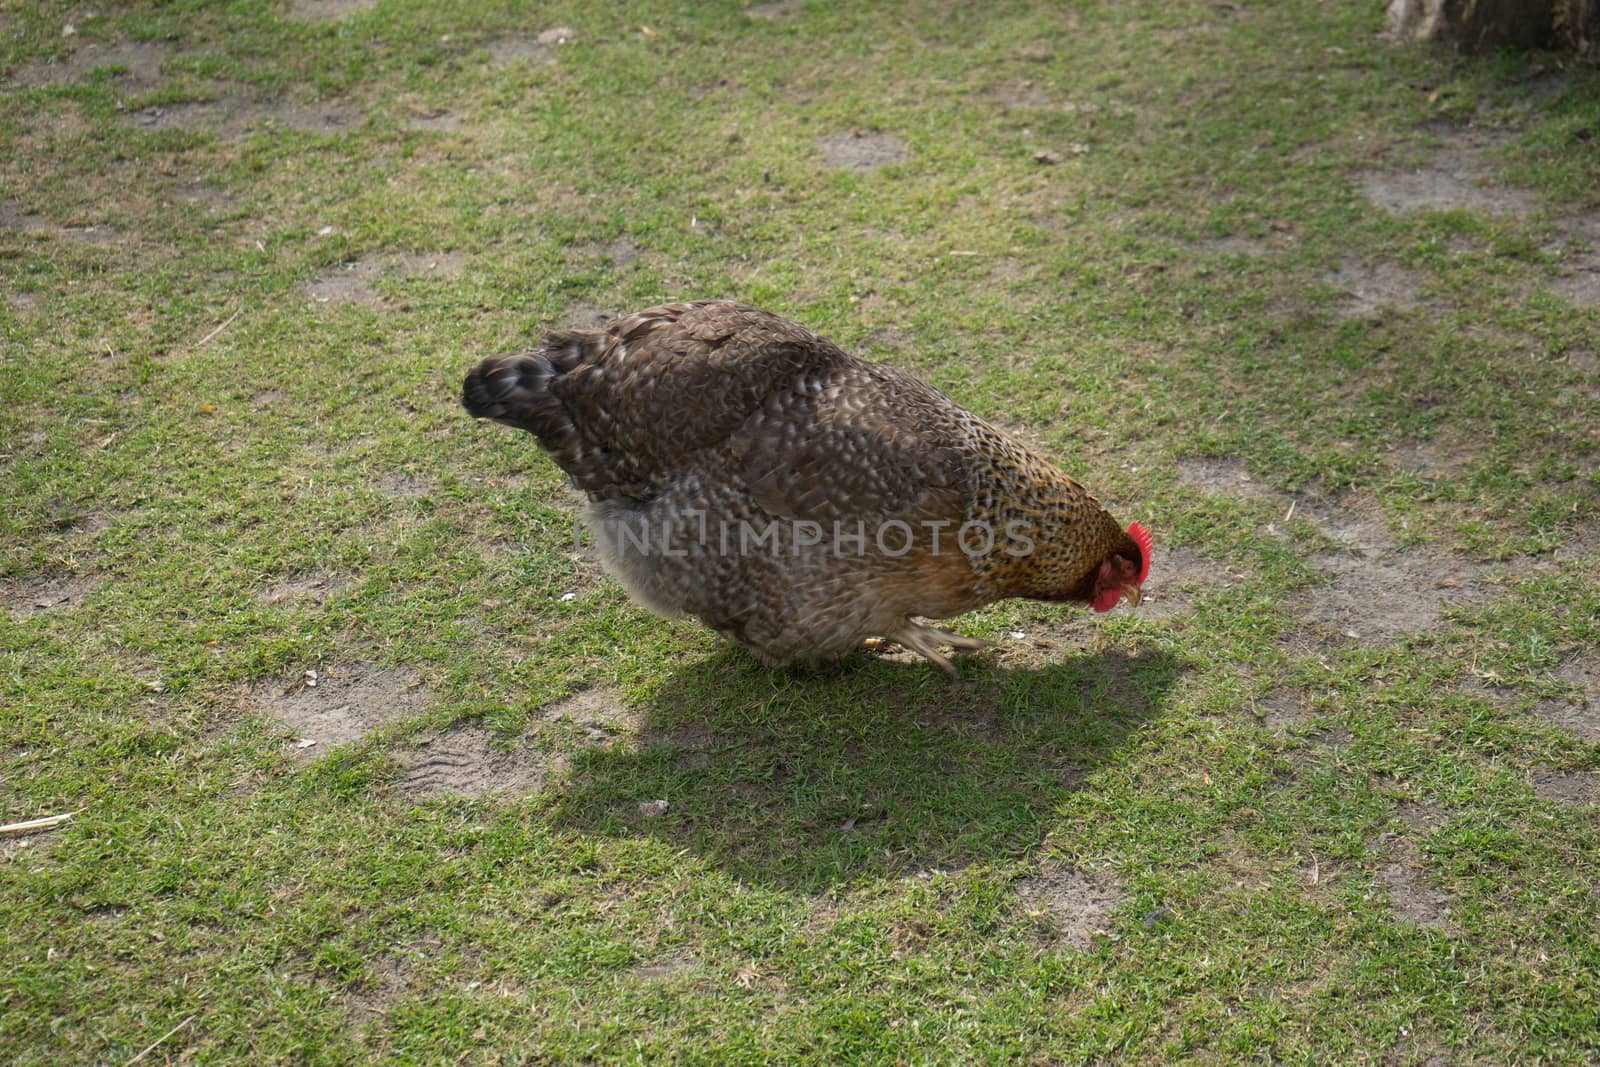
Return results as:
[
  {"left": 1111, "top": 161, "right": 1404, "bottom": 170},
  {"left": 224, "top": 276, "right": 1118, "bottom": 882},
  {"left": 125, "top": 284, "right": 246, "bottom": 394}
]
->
[{"left": 464, "top": 301, "right": 1142, "bottom": 670}]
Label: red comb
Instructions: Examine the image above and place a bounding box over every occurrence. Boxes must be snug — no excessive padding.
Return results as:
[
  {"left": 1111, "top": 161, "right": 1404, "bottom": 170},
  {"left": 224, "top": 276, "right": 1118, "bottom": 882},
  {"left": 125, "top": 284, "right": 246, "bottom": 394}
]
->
[{"left": 1128, "top": 521, "right": 1153, "bottom": 584}]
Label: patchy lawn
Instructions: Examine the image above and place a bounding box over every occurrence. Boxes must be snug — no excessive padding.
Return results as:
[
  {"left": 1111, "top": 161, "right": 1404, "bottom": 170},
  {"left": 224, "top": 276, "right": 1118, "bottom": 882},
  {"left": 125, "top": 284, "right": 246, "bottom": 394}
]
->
[{"left": 3, "top": 1, "right": 1598, "bottom": 1063}]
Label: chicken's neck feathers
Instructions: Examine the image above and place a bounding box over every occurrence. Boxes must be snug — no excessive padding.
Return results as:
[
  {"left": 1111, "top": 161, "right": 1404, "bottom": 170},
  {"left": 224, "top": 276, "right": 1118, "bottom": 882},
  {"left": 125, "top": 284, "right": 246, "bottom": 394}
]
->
[{"left": 948, "top": 414, "right": 1123, "bottom": 602}]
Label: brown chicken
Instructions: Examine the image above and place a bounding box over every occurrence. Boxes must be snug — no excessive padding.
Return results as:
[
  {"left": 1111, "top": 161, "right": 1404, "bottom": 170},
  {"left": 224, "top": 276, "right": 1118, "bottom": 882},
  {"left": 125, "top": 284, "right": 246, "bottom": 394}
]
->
[{"left": 462, "top": 301, "right": 1151, "bottom": 673}]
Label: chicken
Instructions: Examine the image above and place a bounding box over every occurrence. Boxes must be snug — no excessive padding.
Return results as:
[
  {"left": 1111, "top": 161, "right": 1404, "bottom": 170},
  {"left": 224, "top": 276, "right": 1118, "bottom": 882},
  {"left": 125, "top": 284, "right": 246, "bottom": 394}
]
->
[{"left": 462, "top": 301, "right": 1151, "bottom": 673}]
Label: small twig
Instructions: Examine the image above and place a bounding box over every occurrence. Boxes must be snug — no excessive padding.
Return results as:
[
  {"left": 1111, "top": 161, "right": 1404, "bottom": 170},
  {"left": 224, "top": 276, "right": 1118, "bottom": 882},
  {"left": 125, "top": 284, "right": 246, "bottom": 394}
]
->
[
  {"left": 0, "top": 810, "right": 81, "bottom": 835},
  {"left": 1283, "top": 500, "right": 1297, "bottom": 522},
  {"left": 194, "top": 307, "right": 241, "bottom": 348},
  {"left": 126, "top": 1015, "right": 195, "bottom": 1066}
]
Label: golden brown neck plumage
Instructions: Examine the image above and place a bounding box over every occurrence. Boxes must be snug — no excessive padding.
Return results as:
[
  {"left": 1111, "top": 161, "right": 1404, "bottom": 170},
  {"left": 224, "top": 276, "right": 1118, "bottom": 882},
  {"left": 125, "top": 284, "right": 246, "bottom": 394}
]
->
[{"left": 955, "top": 420, "right": 1128, "bottom": 603}]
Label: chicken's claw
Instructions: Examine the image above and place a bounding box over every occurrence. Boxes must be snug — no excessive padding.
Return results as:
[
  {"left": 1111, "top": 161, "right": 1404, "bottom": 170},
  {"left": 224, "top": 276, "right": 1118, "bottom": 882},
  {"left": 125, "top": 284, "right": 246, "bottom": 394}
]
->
[{"left": 883, "top": 623, "right": 995, "bottom": 676}]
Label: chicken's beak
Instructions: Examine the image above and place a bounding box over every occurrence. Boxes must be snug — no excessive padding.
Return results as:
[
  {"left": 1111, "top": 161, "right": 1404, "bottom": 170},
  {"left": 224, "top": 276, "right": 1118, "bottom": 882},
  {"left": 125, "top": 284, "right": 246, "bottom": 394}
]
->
[{"left": 1122, "top": 584, "right": 1144, "bottom": 609}]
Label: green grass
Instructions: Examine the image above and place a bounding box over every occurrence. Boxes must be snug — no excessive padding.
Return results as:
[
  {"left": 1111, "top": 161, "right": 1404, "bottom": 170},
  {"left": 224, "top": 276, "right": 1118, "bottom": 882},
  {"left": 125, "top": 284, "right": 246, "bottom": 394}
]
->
[{"left": 3, "top": 0, "right": 1599, "bottom": 1062}]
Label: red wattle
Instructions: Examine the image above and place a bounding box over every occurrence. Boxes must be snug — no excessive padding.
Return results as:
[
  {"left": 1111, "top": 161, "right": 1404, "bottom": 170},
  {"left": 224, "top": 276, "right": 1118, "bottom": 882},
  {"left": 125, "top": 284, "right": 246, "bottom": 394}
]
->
[{"left": 1091, "top": 588, "right": 1121, "bottom": 613}]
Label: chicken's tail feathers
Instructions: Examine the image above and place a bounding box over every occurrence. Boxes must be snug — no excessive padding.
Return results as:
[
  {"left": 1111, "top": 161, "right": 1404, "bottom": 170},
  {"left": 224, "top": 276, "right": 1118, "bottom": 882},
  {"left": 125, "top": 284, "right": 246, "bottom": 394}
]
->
[
  {"left": 461, "top": 327, "right": 603, "bottom": 425},
  {"left": 463, "top": 337, "right": 636, "bottom": 496},
  {"left": 462, "top": 352, "right": 562, "bottom": 426}
]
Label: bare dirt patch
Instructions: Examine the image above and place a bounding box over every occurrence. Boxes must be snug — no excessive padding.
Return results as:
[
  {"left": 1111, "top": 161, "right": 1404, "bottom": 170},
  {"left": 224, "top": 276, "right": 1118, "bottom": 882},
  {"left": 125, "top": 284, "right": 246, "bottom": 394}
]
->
[
  {"left": 1014, "top": 864, "right": 1125, "bottom": 949},
  {"left": 268, "top": 101, "right": 363, "bottom": 135},
  {"left": 307, "top": 252, "right": 466, "bottom": 306},
  {"left": 1184, "top": 468, "right": 1495, "bottom": 645},
  {"left": 570, "top": 238, "right": 640, "bottom": 267},
  {"left": 250, "top": 665, "right": 430, "bottom": 759},
  {"left": 1376, "top": 833, "right": 1452, "bottom": 931},
  {"left": 1141, "top": 544, "right": 1240, "bottom": 619},
  {"left": 1175, "top": 457, "right": 1273, "bottom": 498},
  {"left": 557, "top": 303, "right": 628, "bottom": 331},
  {"left": 478, "top": 537, "right": 531, "bottom": 562},
  {"left": 1552, "top": 210, "right": 1600, "bottom": 246},
  {"left": 1, "top": 200, "right": 119, "bottom": 245},
  {"left": 258, "top": 573, "right": 349, "bottom": 606},
  {"left": 124, "top": 96, "right": 360, "bottom": 137},
  {"left": 627, "top": 953, "right": 699, "bottom": 981},
  {"left": 345, "top": 954, "right": 407, "bottom": 1031},
  {"left": 1305, "top": 553, "right": 1486, "bottom": 645},
  {"left": 404, "top": 108, "right": 465, "bottom": 133},
  {"left": 1530, "top": 766, "right": 1600, "bottom": 806},
  {"left": 1530, "top": 656, "right": 1600, "bottom": 742},
  {"left": 1385, "top": 438, "right": 1477, "bottom": 481},
  {"left": 1358, "top": 166, "right": 1534, "bottom": 216},
  {"left": 308, "top": 262, "right": 381, "bottom": 306},
  {"left": 125, "top": 99, "right": 242, "bottom": 133},
  {"left": 1191, "top": 235, "right": 1273, "bottom": 258},
  {"left": 1459, "top": 675, "right": 1593, "bottom": 742},
  {"left": 1356, "top": 128, "right": 1538, "bottom": 217},
  {"left": 1395, "top": 800, "right": 1446, "bottom": 834},
  {"left": 377, "top": 472, "right": 430, "bottom": 500},
  {"left": 982, "top": 80, "right": 1053, "bottom": 109},
  {"left": 3, "top": 575, "right": 95, "bottom": 618},
  {"left": 1548, "top": 253, "right": 1600, "bottom": 308},
  {"left": 1, "top": 831, "right": 58, "bottom": 866},
  {"left": 58, "top": 224, "right": 121, "bottom": 246},
  {"left": 395, "top": 724, "right": 547, "bottom": 800},
  {"left": 0, "top": 199, "right": 53, "bottom": 233},
  {"left": 1324, "top": 259, "right": 1425, "bottom": 317},
  {"left": 484, "top": 37, "right": 558, "bottom": 68},
  {"left": 1307, "top": 723, "right": 1352, "bottom": 750},
  {"left": 11, "top": 40, "right": 169, "bottom": 89},
  {"left": 1553, "top": 518, "right": 1599, "bottom": 563},
  {"left": 862, "top": 325, "right": 913, "bottom": 353},
  {"left": 175, "top": 181, "right": 241, "bottom": 215},
  {"left": 1256, "top": 690, "right": 1312, "bottom": 729},
  {"left": 21, "top": 99, "right": 90, "bottom": 140},
  {"left": 44, "top": 506, "right": 115, "bottom": 537},
  {"left": 1296, "top": 494, "right": 1401, "bottom": 556},
  {"left": 818, "top": 131, "right": 909, "bottom": 172},
  {"left": 539, "top": 688, "right": 637, "bottom": 748},
  {"left": 393, "top": 251, "right": 468, "bottom": 278},
  {"left": 989, "top": 257, "right": 1026, "bottom": 283},
  {"left": 289, "top": 0, "right": 379, "bottom": 19}
]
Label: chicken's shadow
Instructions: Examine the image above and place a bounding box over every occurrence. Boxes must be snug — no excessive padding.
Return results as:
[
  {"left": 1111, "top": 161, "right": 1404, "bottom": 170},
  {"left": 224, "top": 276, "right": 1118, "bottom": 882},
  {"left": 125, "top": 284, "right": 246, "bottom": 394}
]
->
[{"left": 550, "top": 644, "right": 1182, "bottom": 892}]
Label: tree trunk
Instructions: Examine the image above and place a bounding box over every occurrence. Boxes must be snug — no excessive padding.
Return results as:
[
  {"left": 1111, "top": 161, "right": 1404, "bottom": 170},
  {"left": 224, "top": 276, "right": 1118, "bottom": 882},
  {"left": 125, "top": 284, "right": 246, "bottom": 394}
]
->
[
  {"left": 1555, "top": 0, "right": 1600, "bottom": 57},
  {"left": 1386, "top": 0, "right": 1597, "bottom": 56}
]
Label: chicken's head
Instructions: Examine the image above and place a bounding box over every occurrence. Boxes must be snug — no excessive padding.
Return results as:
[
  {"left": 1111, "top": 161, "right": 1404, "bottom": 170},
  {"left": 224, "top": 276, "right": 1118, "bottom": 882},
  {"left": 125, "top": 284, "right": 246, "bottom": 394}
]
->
[{"left": 1088, "top": 521, "right": 1152, "bottom": 613}]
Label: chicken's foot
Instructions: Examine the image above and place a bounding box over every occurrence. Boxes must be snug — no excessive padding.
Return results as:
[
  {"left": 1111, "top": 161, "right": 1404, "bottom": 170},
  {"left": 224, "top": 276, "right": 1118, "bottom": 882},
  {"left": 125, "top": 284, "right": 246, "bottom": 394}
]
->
[{"left": 882, "top": 623, "right": 995, "bottom": 676}]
